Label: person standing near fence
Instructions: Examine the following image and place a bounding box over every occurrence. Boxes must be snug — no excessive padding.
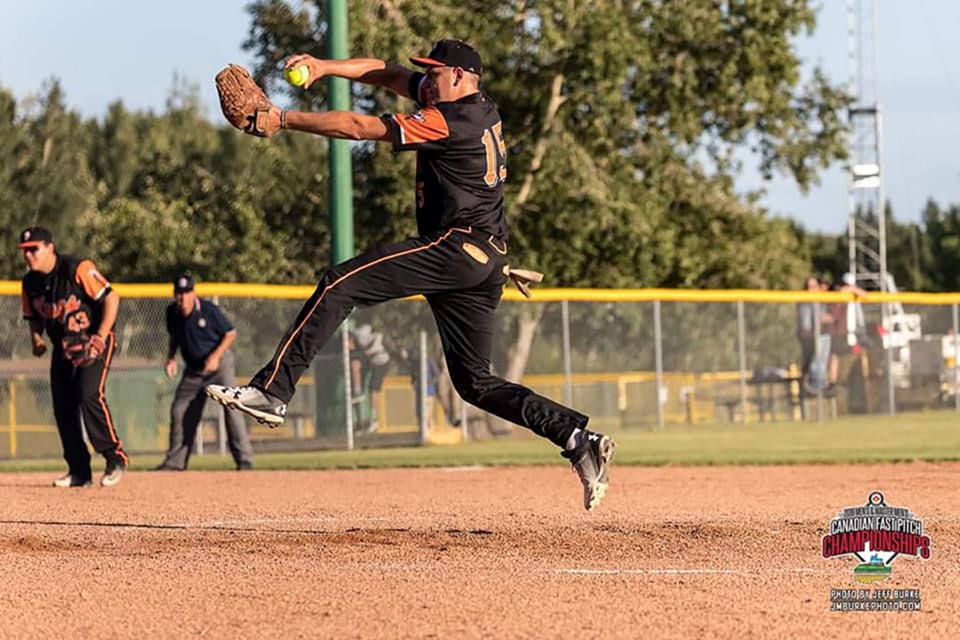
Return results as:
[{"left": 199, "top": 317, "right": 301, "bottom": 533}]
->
[
  {"left": 156, "top": 275, "right": 254, "bottom": 471},
  {"left": 827, "top": 274, "right": 868, "bottom": 393},
  {"left": 353, "top": 324, "right": 390, "bottom": 432},
  {"left": 19, "top": 227, "right": 128, "bottom": 488},
  {"left": 796, "top": 275, "right": 831, "bottom": 393},
  {"left": 206, "top": 39, "right": 615, "bottom": 510}
]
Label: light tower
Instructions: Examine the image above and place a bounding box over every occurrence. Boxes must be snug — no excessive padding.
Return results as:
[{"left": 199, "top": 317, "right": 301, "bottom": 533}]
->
[
  {"left": 847, "top": 0, "right": 895, "bottom": 415},
  {"left": 846, "top": 0, "right": 886, "bottom": 291}
]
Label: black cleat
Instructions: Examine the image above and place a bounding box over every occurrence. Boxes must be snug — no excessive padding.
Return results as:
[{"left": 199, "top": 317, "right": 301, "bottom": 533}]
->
[
  {"left": 205, "top": 385, "right": 287, "bottom": 427},
  {"left": 562, "top": 432, "right": 616, "bottom": 511}
]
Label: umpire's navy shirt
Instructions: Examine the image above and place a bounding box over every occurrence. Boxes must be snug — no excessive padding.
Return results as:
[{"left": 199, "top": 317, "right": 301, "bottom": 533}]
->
[{"left": 165, "top": 298, "right": 234, "bottom": 371}]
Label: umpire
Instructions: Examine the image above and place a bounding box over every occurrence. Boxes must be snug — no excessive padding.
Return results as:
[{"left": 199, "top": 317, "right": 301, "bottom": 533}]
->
[
  {"left": 157, "top": 275, "right": 253, "bottom": 471},
  {"left": 19, "top": 227, "right": 128, "bottom": 488}
]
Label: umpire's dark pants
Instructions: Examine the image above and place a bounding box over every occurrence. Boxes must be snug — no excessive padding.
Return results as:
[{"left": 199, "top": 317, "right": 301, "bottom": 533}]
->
[
  {"left": 50, "top": 334, "right": 128, "bottom": 479},
  {"left": 252, "top": 226, "right": 588, "bottom": 448},
  {"left": 161, "top": 350, "right": 254, "bottom": 470}
]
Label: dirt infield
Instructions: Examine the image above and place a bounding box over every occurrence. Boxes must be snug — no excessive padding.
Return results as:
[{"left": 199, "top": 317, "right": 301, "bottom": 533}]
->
[{"left": 0, "top": 463, "right": 957, "bottom": 638}]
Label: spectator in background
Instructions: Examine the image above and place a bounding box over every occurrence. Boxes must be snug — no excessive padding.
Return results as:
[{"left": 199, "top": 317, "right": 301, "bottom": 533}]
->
[
  {"left": 796, "top": 275, "right": 831, "bottom": 393},
  {"left": 826, "top": 275, "right": 867, "bottom": 393},
  {"left": 353, "top": 324, "right": 391, "bottom": 432},
  {"left": 347, "top": 331, "right": 372, "bottom": 432},
  {"left": 796, "top": 276, "right": 817, "bottom": 374},
  {"left": 826, "top": 281, "right": 847, "bottom": 393},
  {"left": 840, "top": 272, "right": 868, "bottom": 346},
  {"left": 157, "top": 275, "right": 254, "bottom": 471}
]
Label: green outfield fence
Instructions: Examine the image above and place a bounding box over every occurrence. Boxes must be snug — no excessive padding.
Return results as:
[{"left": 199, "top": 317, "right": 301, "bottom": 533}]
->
[{"left": 2, "top": 282, "right": 959, "bottom": 459}]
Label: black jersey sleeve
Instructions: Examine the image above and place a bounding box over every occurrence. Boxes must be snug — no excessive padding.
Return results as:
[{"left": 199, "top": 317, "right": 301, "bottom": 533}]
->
[
  {"left": 408, "top": 72, "right": 428, "bottom": 106},
  {"left": 21, "top": 280, "right": 34, "bottom": 321}
]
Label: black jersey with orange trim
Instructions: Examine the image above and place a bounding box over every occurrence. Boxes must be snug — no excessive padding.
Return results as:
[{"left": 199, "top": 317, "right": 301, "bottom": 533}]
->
[
  {"left": 21, "top": 254, "right": 113, "bottom": 343},
  {"left": 381, "top": 73, "right": 509, "bottom": 240}
]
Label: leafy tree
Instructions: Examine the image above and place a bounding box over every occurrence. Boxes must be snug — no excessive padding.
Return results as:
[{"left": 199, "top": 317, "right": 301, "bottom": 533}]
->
[
  {"left": 0, "top": 82, "right": 96, "bottom": 276},
  {"left": 242, "top": 0, "right": 850, "bottom": 387},
  {"left": 244, "top": 1, "right": 847, "bottom": 290},
  {"left": 918, "top": 199, "right": 960, "bottom": 292}
]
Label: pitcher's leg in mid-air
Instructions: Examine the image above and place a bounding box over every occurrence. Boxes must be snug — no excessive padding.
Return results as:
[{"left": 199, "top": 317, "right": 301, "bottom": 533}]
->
[
  {"left": 425, "top": 281, "right": 615, "bottom": 510},
  {"left": 205, "top": 228, "right": 615, "bottom": 510}
]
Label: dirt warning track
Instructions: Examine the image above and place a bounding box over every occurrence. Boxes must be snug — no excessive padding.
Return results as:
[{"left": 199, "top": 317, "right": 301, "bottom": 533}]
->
[{"left": 0, "top": 463, "right": 957, "bottom": 638}]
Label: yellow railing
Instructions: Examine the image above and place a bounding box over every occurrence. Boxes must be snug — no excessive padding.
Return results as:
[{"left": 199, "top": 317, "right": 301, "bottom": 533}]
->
[
  {"left": 0, "top": 369, "right": 757, "bottom": 447},
  {"left": 5, "top": 281, "right": 960, "bottom": 304},
  {"left": 4, "top": 281, "right": 958, "bottom": 457}
]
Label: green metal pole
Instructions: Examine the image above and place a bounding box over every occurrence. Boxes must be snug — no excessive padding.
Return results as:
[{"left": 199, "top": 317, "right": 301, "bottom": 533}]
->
[
  {"left": 327, "top": 0, "right": 353, "bottom": 265},
  {"left": 318, "top": 0, "right": 354, "bottom": 443}
]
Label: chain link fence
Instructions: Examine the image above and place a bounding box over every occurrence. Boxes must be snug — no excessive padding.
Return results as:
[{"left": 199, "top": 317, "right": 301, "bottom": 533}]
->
[{"left": 2, "top": 285, "right": 959, "bottom": 459}]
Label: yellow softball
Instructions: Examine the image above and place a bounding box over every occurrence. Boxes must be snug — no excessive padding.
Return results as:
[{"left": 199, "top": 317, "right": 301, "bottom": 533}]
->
[{"left": 284, "top": 64, "right": 310, "bottom": 87}]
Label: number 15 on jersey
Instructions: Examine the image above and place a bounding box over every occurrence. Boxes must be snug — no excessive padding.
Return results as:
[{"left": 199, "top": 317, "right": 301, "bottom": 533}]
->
[{"left": 482, "top": 122, "right": 507, "bottom": 187}]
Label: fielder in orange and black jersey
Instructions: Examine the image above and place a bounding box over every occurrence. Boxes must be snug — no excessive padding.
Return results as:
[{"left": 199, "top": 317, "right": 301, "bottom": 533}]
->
[
  {"left": 381, "top": 72, "right": 509, "bottom": 241},
  {"left": 22, "top": 255, "right": 111, "bottom": 344},
  {"left": 21, "top": 252, "right": 128, "bottom": 482}
]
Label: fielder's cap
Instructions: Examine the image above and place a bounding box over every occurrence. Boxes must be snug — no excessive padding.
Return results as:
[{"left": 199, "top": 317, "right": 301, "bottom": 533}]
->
[
  {"left": 173, "top": 274, "right": 195, "bottom": 294},
  {"left": 410, "top": 39, "right": 483, "bottom": 76},
  {"left": 18, "top": 227, "right": 54, "bottom": 249},
  {"left": 842, "top": 272, "right": 856, "bottom": 286}
]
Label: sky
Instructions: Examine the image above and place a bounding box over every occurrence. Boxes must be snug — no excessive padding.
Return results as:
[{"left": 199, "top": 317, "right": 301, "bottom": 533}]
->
[{"left": 2, "top": 0, "right": 959, "bottom": 234}]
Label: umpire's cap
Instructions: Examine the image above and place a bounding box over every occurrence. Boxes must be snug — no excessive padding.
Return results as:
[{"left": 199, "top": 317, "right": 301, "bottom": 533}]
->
[
  {"left": 18, "top": 227, "right": 54, "bottom": 249},
  {"left": 173, "top": 274, "right": 195, "bottom": 294},
  {"left": 410, "top": 39, "right": 483, "bottom": 76}
]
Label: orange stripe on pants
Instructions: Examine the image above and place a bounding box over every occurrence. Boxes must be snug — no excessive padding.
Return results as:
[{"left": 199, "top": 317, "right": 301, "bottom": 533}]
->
[
  {"left": 97, "top": 334, "right": 127, "bottom": 465},
  {"left": 263, "top": 227, "right": 470, "bottom": 390}
]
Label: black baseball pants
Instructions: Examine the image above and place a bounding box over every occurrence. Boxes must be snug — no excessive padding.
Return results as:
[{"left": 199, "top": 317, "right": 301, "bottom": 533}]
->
[
  {"left": 51, "top": 334, "right": 128, "bottom": 479},
  {"left": 161, "top": 350, "right": 253, "bottom": 470},
  {"left": 251, "top": 226, "right": 588, "bottom": 448}
]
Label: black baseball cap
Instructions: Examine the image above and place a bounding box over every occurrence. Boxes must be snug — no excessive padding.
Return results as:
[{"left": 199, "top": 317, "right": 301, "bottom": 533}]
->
[
  {"left": 18, "top": 227, "right": 54, "bottom": 249},
  {"left": 173, "top": 274, "right": 195, "bottom": 294},
  {"left": 410, "top": 39, "right": 483, "bottom": 76}
]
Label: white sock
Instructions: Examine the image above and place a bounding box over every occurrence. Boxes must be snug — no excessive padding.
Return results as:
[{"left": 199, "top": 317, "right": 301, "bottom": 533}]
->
[{"left": 565, "top": 428, "right": 583, "bottom": 451}]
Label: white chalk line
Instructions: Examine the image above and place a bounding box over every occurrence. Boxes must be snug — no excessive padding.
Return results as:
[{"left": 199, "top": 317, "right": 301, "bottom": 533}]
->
[
  {"left": 555, "top": 568, "right": 823, "bottom": 576},
  {"left": 174, "top": 514, "right": 399, "bottom": 529},
  {"left": 30, "top": 515, "right": 397, "bottom": 531}
]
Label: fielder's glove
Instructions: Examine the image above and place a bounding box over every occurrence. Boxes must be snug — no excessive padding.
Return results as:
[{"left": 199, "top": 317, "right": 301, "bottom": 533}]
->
[
  {"left": 61, "top": 308, "right": 105, "bottom": 368},
  {"left": 215, "top": 64, "right": 281, "bottom": 137},
  {"left": 62, "top": 333, "right": 105, "bottom": 368}
]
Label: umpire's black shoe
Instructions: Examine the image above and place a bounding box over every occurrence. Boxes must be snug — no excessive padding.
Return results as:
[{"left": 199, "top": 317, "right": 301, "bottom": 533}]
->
[
  {"left": 205, "top": 385, "right": 287, "bottom": 427},
  {"left": 562, "top": 431, "right": 616, "bottom": 512},
  {"left": 53, "top": 473, "right": 93, "bottom": 488}
]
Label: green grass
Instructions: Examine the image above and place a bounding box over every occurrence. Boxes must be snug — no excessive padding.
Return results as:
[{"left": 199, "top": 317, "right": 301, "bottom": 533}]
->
[
  {"left": 855, "top": 565, "right": 892, "bottom": 573},
  {"left": 3, "top": 411, "right": 960, "bottom": 473}
]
